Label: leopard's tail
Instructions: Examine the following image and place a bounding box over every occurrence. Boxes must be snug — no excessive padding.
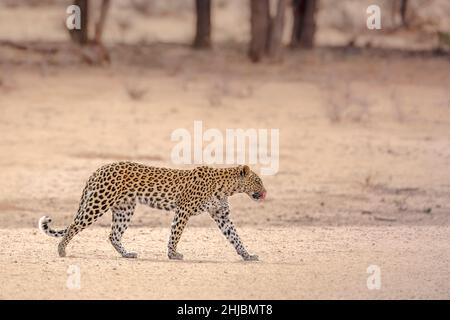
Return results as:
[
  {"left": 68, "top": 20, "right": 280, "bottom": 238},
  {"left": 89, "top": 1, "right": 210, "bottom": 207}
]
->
[{"left": 38, "top": 216, "right": 67, "bottom": 238}]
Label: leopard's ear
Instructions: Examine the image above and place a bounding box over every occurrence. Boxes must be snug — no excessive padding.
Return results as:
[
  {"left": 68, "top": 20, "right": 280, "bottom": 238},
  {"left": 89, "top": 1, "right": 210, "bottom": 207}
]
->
[{"left": 240, "top": 165, "right": 250, "bottom": 178}]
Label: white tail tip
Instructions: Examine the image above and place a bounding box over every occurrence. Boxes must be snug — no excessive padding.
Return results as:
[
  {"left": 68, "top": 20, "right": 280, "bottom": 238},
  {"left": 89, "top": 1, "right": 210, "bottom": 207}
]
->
[{"left": 38, "top": 216, "right": 51, "bottom": 232}]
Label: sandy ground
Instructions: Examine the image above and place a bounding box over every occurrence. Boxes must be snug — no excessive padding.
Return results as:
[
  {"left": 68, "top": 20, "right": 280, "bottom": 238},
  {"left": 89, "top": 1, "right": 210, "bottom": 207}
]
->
[
  {"left": 1, "top": 226, "right": 450, "bottom": 299},
  {"left": 1, "top": 48, "right": 449, "bottom": 229},
  {"left": 2, "top": 50, "right": 450, "bottom": 301},
  {"left": 1, "top": 1, "right": 450, "bottom": 300}
]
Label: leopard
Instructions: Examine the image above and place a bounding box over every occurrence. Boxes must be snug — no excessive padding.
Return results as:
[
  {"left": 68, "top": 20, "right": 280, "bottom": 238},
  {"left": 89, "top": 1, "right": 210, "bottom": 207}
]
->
[{"left": 38, "top": 162, "right": 266, "bottom": 261}]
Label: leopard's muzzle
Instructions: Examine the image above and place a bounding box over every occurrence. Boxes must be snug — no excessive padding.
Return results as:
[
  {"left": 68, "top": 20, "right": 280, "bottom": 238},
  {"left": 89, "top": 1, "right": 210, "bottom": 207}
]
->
[{"left": 251, "top": 191, "right": 266, "bottom": 202}]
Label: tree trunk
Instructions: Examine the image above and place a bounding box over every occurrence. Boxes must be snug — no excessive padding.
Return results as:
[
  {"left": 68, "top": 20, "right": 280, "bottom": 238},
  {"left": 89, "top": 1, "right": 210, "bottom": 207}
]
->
[
  {"left": 69, "top": 0, "right": 89, "bottom": 45},
  {"left": 194, "top": 0, "right": 212, "bottom": 48},
  {"left": 267, "top": 0, "right": 287, "bottom": 61},
  {"left": 400, "top": 0, "right": 408, "bottom": 27},
  {"left": 249, "top": 0, "right": 270, "bottom": 62},
  {"left": 291, "top": 0, "right": 318, "bottom": 48},
  {"left": 94, "top": 0, "right": 111, "bottom": 44}
]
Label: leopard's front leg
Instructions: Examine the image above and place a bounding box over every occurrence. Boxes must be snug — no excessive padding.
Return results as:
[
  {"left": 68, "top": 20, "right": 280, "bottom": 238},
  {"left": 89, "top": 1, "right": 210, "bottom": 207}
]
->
[
  {"left": 210, "top": 204, "right": 258, "bottom": 261},
  {"left": 167, "top": 210, "right": 189, "bottom": 260}
]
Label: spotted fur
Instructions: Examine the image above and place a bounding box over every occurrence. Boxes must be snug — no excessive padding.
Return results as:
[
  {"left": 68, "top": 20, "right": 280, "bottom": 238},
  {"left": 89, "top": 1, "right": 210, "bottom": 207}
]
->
[{"left": 38, "top": 162, "right": 266, "bottom": 260}]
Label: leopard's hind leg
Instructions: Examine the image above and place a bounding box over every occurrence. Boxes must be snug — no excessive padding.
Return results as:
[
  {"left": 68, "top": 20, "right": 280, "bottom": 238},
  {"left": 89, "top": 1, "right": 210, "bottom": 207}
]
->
[
  {"left": 58, "top": 191, "right": 109, "bottom": 257},
  {"left": 109, "top": 200, "right": 137, "bottom": 258}
]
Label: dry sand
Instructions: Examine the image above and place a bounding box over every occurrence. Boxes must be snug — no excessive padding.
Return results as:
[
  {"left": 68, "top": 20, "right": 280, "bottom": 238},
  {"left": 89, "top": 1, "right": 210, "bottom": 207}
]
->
[
  {"left": 1, "top": 49, "right": 449, "bottom": 299},
  {"left": 1, "top": 48, "right": 449, "bottom": 229},
  {"left": 2, "top": 226, "right": 450, "bottom": 299}
]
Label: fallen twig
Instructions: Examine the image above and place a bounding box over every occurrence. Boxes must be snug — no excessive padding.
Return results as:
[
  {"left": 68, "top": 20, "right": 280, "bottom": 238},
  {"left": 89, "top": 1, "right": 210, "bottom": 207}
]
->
[{"left": 374, "top": 215, "right": 397, "bottom": 222}]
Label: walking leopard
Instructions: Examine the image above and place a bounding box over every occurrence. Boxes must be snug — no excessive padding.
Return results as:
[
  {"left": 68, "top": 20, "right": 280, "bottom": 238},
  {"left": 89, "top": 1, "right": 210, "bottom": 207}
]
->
[{"left": 38, "top": 162, "right": 266, "bottom": 261}]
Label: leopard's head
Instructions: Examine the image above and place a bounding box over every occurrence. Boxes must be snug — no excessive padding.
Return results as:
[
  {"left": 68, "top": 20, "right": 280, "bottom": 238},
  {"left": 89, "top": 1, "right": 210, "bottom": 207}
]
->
[{"left": 237, "top": 165, "right": 267, "bottom": 202}]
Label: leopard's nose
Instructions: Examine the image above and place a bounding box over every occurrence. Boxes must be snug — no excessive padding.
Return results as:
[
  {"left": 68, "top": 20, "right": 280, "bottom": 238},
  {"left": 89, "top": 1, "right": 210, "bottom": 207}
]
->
[{"left": 252, "top": 191, "right": 266, "bottom": 201}]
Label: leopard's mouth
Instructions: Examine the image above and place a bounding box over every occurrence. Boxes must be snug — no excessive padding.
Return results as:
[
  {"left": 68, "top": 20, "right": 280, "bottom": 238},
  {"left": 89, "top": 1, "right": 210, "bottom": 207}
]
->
[{"left": 251, "top": 191, "right": 266, "bottom": 202}]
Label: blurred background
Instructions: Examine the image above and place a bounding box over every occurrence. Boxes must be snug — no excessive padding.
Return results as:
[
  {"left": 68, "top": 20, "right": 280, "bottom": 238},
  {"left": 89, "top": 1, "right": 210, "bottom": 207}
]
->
[{"left": 0, "top": 0, "right": 449, "bottom": 230}]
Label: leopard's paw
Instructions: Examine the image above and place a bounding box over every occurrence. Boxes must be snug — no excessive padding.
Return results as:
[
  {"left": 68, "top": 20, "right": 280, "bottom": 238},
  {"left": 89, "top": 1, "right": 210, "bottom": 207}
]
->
[
  {"left": 243, "top": 254, "right": 259, "bottom": 261},
  {"left": 123, "top": 251, "right": 138, "bottom": 259},
  {"left": 168, "top": 251, "right": 184, "bottom": 260}
]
